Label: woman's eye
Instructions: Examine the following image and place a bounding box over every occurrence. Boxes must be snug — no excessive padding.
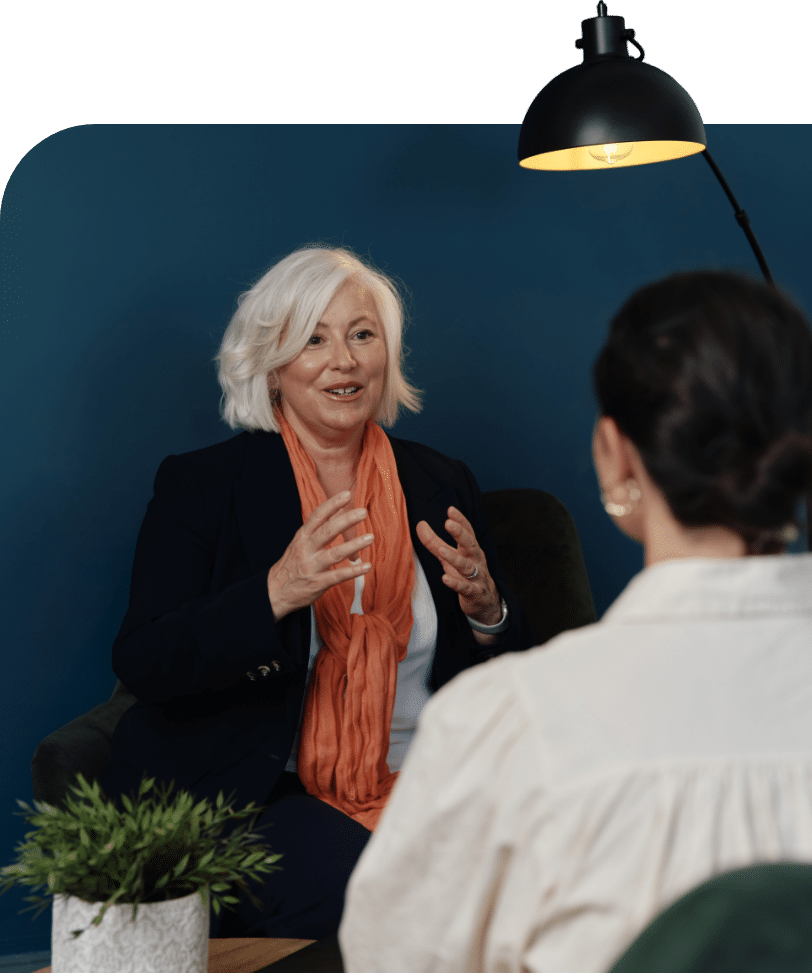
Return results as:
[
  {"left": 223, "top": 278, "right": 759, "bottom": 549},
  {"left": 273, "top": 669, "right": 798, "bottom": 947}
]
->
[
  {"left": 307, "top": 335, "right": 322, "bottom": 346},
  {"left": 354, "top": 330, "right": 373, "bottom": 340}
]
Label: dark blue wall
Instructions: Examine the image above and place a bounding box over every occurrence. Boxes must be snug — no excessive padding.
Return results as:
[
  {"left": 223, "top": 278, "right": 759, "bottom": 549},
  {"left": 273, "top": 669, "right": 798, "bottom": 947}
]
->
[{"left": 1, "top": 124, "right": 809, "bottom": 951}]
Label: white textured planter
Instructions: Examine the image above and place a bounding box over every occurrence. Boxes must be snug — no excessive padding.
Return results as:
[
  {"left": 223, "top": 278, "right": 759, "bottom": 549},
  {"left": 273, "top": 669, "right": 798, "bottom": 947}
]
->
[{"left": 51, "top": 889, "right": 209, "bottom": 973}]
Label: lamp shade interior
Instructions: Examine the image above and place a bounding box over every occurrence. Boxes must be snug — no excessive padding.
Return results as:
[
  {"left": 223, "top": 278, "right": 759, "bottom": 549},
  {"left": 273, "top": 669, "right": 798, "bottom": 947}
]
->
[{"left": 520, "top": 139, "right": 706, "bottom": 171}]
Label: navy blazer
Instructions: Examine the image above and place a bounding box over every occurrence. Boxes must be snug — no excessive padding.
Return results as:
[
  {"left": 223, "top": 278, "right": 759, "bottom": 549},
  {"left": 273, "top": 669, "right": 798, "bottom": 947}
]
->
[{"left": 101, "top": 430, "right": 535, "bottom": 810}]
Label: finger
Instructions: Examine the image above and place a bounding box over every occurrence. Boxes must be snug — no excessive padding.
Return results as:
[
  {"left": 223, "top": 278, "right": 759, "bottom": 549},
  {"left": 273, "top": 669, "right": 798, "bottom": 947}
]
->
[
  {"left": 304, "top": 491, "right": 355, "bottom": 533},
  {"left": 447, "top": 506, "right": 474, "bottom": 530},
  {"left": 417, "top": 520, "right": 465, "bottom": 572},
  {"left": 445, "top": 517, "right": 477, "bottom": 555},
  {"left": 446, "top": 508, "right": 478, "bottom": 551},
  {"left": 312, "top": 506, "right": 369, "bottom": 549},
  {"left": 429, "top": 534, "right": 477, "bottom": 578},
  {"left": 418, "top": 519, "right": 483, "bottom": 584},
  {"left": 319, "top": 560, "right": 372, "bottom": 591},
  {"left": 441, "top": 572, "right": 476, "bottom": 596},
  {"left": 416, "top": 519, "right": 445, "bottom": 557},
  {"left": 323, "top": 533, "right": 375, "bottom": 566}
]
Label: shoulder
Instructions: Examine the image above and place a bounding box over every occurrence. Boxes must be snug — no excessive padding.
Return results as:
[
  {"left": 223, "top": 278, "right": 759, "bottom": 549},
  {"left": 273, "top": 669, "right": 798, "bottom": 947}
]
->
[
  {"left": 147, "top": 431, "right": 290, "bottom": 529},
  {"left": 156, "top": 430, "right": 282, "bottom": 485},
  {"left": 171, "top": 429, "right": 272, "bottom": 470},
  {"left": 388, "top": 434, "right": 473, "bottom": 486}
]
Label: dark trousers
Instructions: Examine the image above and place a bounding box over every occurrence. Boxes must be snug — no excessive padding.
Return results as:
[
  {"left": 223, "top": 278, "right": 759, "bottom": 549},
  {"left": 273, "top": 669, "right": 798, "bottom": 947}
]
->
[{"left": 212, "top": 772, "right": 371, "bottom": 939}]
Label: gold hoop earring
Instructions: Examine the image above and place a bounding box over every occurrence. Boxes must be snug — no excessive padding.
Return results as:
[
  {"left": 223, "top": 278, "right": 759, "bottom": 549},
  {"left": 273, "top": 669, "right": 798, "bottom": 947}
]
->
[{"left": 601, "top": 478, "right": 641, "bottom": 517}]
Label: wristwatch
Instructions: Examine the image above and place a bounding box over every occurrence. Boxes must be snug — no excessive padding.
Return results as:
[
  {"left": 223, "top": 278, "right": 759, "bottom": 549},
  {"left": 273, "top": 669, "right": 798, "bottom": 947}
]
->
[{"left": 466, "top": 597, "right": 509, "bottom": 634}]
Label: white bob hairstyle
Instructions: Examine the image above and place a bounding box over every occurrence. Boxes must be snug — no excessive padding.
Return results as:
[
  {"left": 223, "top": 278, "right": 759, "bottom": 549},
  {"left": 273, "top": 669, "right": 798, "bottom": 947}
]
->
[{"left": 216, "top": 245, "right": 422, "bottom": 433}]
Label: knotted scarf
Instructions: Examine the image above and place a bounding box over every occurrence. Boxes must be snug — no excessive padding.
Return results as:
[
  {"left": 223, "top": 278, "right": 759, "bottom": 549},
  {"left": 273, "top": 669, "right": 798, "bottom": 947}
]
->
[{"left": 278, "top": 412, "right": 415, "bottom": 831}]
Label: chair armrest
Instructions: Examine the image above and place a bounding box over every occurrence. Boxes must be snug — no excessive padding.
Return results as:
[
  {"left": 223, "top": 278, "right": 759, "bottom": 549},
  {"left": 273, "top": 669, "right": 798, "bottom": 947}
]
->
[{"left": 31, "top": 681, "right": 137, "bottom": 807}]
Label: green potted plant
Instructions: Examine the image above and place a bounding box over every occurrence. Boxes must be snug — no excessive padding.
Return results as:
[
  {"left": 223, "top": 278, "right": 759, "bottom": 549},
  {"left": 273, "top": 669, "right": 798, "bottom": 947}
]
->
[{"left": 0, "top": 773, "right": 281, "bottom": 973}]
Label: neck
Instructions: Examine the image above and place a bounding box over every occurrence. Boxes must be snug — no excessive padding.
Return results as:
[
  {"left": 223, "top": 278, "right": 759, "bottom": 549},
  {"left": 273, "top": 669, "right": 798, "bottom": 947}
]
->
[
  {"left": 281, "top": 406, "right": 366, "bottom": 495},
  {"left": 642, "top": 495, "right": 747, "bottom": 566}
]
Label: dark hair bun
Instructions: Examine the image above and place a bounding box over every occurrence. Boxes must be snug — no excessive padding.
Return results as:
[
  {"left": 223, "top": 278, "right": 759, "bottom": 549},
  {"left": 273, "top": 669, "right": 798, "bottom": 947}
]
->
[{"left": 593, "top": 271, "right": 812, "bottom": 552}]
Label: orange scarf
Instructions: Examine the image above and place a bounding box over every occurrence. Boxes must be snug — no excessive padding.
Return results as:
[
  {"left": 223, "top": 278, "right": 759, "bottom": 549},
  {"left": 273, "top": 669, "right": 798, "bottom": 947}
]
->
[{"left": 278, "top": 413, "right": 415, "bottom": 831}]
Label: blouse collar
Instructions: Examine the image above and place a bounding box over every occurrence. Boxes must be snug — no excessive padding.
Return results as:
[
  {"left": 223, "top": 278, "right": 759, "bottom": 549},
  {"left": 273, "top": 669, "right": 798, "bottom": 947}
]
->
[{"left": 602, "top": 553, "right": 812, "bottom": 624}]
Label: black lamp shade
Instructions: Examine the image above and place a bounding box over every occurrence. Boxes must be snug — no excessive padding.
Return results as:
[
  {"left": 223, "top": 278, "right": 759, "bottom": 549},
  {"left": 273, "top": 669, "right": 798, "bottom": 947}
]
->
[{"left": 519, "top": 57, "right": 707, "bottom": 170}]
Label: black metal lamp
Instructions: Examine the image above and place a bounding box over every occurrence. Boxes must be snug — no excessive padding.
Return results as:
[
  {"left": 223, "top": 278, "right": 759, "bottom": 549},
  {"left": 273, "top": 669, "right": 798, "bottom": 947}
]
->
[
  {"left": 518, "top": 3, "right": 812, "bottom": 550},
  {"left": 518, "top": 3, "right": 705, "bottom": 171},
  {"left": 518, "top": 2, "right": 773, "bottom": 285}
]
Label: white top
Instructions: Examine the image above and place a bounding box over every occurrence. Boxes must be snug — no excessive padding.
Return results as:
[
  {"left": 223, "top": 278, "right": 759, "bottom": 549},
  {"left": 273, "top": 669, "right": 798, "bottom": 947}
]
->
[
  {"left": 340, "top": 553, "right": 812, "bottom": 973},
  {"left": 285, "top": 551, "right": 438, "bottom": 773}
]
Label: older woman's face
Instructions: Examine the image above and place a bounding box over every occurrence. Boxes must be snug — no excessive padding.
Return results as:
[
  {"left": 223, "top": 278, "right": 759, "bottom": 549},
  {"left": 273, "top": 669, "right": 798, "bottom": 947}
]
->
[{"left": 276, "top": 280, "right": 387, "bottom": 444}]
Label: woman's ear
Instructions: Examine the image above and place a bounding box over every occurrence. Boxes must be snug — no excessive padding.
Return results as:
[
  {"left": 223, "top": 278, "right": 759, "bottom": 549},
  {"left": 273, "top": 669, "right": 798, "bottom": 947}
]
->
[{"left": 592, "top": 416, "right": 631, "bottom": 490}]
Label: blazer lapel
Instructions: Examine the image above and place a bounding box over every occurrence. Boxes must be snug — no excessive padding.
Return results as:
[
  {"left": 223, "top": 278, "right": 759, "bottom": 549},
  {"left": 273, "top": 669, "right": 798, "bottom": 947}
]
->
[
  {"left": 233, "top": 431, "right": 304, "bottom": 574},
  {"left": 389, "top": 436, "right": 456, "bottom": 595}
]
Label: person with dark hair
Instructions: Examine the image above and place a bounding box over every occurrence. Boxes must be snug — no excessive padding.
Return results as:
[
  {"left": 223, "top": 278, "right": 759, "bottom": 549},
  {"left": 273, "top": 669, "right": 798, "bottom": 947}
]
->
[{"left": 339, "top": 270, "right": 812, "bottom": 973}]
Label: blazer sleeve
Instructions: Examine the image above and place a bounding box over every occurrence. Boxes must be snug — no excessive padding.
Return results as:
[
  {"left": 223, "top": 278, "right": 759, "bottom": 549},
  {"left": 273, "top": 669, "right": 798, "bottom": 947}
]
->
[{"left": 112, "top": 454, "right": 308, "bottom": 704}]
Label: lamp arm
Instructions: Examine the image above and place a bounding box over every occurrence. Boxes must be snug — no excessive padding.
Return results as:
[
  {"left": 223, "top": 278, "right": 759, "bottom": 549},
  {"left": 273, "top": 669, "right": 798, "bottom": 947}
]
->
[
  {"left": 701, "top": 149, "right": 774, "bottom": 285},
  {"left": 703, "top": 150, "right": 810, "bottom": 551},
  {"left": 701, "top": 149, "right": 812, "bottom": 551}
]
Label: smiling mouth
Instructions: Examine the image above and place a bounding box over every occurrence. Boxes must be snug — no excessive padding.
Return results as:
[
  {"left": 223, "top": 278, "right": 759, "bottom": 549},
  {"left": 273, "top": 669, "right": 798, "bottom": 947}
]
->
[{"left": 325, "top": 386, "right": 362, "bottom": 396}]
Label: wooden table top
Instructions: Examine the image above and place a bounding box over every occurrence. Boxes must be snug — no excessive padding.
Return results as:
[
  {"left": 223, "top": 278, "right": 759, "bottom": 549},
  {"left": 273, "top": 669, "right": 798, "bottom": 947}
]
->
[{"left": 32, "top": 936, "right": 317, "bottom": 973}]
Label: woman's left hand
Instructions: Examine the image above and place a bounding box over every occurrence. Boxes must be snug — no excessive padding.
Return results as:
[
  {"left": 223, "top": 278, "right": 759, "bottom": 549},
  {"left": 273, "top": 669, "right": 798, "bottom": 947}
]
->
[{"left": 416, "top": 507, "right": 502, "bottom": 627}]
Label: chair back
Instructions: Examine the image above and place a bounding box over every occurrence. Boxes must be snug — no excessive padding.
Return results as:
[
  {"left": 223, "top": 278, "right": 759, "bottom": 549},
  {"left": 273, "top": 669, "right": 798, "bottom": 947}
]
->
[{"left": 483, "top": 488, "right": 595, "bottom": 645}]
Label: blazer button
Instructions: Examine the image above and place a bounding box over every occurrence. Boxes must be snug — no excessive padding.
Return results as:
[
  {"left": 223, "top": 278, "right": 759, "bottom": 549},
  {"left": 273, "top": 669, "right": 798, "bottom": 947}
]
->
[
  {"left": 257, "top": 665, "right": 271, "bottom": 679},
  {"left": 246, "top": 671, "right": 257, "bottom": 681},
  {"left": 271, "top": 660, "right": 282, "bottom": 672}
]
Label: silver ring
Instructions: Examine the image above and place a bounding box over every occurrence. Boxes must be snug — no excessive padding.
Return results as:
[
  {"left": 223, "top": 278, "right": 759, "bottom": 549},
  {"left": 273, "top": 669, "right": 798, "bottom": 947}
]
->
[{"left": 465, "top": 565, "right": 479, "bottom": 580}]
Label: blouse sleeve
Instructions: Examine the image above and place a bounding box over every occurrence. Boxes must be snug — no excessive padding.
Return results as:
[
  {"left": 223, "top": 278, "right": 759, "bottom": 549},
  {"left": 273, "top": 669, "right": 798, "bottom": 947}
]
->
[
  {"left": 112, "top": 454, "right": 307, "bottom": 704},
  {"left": 339, "top": 654, "right": 542, "bottom": 973}
]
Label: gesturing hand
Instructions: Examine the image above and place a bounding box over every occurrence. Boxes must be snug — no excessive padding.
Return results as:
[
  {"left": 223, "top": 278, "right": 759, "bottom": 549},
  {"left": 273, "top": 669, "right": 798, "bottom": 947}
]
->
[
  {"left": 267, "top": 491, "right": 373, "bottom": 622},
  {"left": 416, "top": 506, "right": 502, "bottom": 628}
]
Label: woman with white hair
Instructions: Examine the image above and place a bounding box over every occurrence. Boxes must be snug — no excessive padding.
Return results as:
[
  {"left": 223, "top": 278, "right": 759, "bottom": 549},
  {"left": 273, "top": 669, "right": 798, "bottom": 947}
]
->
[{"left": 100, "top": 245, "right": 534, "bottom": 938}]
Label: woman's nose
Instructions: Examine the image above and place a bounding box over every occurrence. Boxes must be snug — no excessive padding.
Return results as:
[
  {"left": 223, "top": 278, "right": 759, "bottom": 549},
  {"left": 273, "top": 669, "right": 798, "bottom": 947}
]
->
[{"left": 330, "top": 340, "right": 356, "bottom": 368}]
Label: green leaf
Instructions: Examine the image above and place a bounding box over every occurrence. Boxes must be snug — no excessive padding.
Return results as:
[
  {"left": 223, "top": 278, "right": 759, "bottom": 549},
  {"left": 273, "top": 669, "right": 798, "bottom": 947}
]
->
[
  {"left": 1, "top": 771, "right": 279, "bottom": 910},
  {"left": 171, "top": 853, "right": 190, "bottom": 879},
  {"left": 195, "top": 849, "right": 215, "bottom": 870}
]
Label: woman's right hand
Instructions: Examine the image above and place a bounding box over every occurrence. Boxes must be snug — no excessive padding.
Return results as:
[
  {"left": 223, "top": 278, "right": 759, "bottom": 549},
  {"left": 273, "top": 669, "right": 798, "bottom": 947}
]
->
[{"left": 267, "top": 490, "right": 373, "bottom": 621}]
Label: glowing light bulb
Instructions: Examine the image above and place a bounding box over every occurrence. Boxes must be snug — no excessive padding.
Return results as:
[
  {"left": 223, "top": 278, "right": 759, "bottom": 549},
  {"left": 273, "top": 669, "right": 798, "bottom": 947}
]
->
[{"left": 587, "top": 142, "right": 634, "bottom": 165}]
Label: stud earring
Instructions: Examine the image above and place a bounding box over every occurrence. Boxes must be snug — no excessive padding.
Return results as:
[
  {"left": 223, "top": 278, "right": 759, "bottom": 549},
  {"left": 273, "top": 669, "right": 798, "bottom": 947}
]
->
[{"left": 601, "top": 478, "right": 641, "bottom": 517}]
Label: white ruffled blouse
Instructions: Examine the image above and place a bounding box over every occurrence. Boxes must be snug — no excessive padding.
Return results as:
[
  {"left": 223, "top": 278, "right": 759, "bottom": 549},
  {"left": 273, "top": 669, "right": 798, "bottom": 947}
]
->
[{"left": 340, "top": 553, "right": 812, "bottom": 973}]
